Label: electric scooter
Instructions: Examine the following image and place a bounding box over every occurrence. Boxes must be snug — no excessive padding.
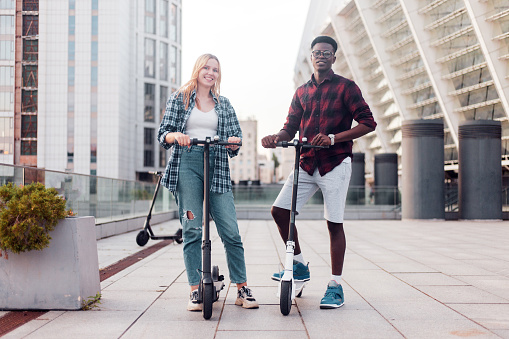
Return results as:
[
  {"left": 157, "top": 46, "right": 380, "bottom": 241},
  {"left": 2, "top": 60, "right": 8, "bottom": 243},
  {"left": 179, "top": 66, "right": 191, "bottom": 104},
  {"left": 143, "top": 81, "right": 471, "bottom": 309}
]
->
[
  {"left": 136, "top": 171, "right": 183, "bottom": 246},
  {"left": 275, "top": 137, "right": 327, "bottom": 316},
  {"left": 191, "top": 136, "right": 242, "bottom": 320}
]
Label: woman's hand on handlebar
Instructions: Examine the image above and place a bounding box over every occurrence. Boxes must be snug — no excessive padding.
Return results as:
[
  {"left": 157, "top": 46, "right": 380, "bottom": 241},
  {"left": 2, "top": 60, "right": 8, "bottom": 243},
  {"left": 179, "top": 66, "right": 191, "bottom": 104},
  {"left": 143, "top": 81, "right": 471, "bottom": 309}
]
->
[
  {"left": 172, "top": 132, "right": 191, "bottom": 147},
  {"left": 227, "top": 136, "right": 241, "bottom": 151},
  {"left": 261, "top": 134, "right": 279, "bottom": 148}
]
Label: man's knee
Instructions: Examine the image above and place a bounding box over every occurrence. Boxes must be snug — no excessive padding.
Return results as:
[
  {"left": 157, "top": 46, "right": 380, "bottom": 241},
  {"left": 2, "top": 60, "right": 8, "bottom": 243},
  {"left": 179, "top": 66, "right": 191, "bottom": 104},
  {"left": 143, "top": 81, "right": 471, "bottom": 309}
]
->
[
  {"left": 327, "top": 220, "right": 344, "bottom": 233},
  {"left": 271, "top": 206, "right": 290, "bottom": 222}
]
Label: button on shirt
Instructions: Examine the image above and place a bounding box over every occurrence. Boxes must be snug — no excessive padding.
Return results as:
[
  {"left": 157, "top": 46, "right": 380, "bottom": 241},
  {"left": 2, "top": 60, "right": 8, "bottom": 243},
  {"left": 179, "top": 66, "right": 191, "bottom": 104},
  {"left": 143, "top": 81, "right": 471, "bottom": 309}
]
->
[
  {"left": 282, "top": 69, "right": 377, "bottom": 176},
  {"left": 158, "top": 90, "right": 242, "bottom": 193}
]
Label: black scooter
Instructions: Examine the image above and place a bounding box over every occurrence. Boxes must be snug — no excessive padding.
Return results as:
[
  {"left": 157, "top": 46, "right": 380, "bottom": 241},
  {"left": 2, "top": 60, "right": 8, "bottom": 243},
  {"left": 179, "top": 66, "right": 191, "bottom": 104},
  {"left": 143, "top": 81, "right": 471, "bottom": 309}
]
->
[
  {"left": 136, "top": 171, "right": 183, "bottom": 246},
  {"left": 187, "top": 136, "right": 242, "bottom": 320},
  {"left": 275, "top": 137, "right": 327, "bottom": 316}
]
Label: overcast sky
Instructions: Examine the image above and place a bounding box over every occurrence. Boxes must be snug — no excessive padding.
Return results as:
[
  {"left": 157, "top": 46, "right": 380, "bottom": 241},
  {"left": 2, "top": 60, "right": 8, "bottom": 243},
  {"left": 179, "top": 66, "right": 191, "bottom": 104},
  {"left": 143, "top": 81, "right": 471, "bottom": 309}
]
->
[{"left": 181, "top": 0, "right": 311, "bottom": 154}]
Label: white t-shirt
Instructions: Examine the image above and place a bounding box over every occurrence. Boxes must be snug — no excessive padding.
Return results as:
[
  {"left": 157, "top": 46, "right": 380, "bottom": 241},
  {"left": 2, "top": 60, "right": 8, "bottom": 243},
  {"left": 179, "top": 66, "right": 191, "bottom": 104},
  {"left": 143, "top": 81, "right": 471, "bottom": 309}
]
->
[{"left": 186, "top": 106, "right": 218, "bottom": 140}]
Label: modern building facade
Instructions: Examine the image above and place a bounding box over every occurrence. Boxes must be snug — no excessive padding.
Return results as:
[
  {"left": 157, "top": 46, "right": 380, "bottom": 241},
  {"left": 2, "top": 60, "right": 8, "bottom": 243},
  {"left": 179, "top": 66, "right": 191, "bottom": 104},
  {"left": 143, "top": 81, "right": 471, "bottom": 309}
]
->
[
  {"left": 230, "top": 118, "right": 258, "bottom": 184},
  {"left": 0, "top": 0, "right": 16, "bottom": 165},
  {"left": 295, "top": 0, "right": 509, "bottom": 182},
  {"left": 0, "top": 0, "right": 181, "bottom": 181}
]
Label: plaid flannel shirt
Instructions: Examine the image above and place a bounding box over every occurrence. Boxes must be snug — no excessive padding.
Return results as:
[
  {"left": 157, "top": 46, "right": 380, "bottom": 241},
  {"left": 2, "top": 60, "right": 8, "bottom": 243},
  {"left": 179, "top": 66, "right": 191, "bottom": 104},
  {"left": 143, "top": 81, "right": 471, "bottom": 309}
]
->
[
  {"left": 158, "top": 90, "right": 242, "bottom": 193},
  {"left": 282, "top": 70, "right": 377, "bottom": 176}
]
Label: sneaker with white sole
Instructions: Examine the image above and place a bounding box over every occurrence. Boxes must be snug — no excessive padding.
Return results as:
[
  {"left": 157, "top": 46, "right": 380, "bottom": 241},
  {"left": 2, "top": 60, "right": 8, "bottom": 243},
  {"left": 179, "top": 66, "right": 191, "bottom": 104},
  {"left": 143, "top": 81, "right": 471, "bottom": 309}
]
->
[
  {"left": 235, "top": 286, "right": 259, "bottom": 309},
  {"left": 320, "top": 280, "right": 344, "bottom": 309},
  {"left": 187, "top": 289, "right": 202, "bottom": 311},
  {"left": 271, "top": 260, "right": 310, "bottom": 282}
]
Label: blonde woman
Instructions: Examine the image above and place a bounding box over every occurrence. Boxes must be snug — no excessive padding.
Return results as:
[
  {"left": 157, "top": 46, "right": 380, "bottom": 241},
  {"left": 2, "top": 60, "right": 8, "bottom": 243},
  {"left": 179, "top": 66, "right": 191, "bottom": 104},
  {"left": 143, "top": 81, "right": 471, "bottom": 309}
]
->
[{"left": 158, "top": 54, "right": 258, "bottom": 311}]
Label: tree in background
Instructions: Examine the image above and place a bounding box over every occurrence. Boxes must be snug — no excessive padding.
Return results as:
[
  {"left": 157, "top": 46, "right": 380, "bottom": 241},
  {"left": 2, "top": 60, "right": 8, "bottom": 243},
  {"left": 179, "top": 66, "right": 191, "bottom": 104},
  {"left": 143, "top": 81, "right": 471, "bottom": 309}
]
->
[{"left": 272, "top": 153, "right": 280, "bottom": 183}]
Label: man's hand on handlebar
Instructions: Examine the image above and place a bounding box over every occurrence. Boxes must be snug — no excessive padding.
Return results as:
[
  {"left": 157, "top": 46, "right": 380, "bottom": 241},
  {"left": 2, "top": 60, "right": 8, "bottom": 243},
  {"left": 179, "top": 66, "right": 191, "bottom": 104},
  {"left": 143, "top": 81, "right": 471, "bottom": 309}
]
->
[
  {"left": 261, "top": 134, "right": 280, "bottom": 148},
  {"left": 311, "top": 133, "right": 332, "bottom": 147}
]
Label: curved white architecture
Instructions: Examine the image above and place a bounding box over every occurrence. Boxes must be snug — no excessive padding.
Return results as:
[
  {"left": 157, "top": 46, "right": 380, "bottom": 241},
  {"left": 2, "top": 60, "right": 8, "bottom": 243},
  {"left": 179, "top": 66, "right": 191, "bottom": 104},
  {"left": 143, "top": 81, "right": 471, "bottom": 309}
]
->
[{"left": 295, "top": 0, "right": 509, "bottom": 182}]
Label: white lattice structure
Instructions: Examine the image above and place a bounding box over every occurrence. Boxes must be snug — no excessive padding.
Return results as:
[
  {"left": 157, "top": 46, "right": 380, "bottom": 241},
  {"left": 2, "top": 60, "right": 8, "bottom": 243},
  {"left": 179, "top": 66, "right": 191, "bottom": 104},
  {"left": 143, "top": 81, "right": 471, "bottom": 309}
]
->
[{"left": 295, "top": 0, "right": 509, "bottom": 181}]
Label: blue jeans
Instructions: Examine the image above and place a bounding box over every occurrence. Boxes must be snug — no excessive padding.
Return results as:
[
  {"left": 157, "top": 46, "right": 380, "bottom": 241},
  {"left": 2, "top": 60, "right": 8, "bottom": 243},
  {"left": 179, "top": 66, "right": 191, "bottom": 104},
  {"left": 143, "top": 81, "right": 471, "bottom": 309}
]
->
[{"left": 175, "top": 146, "right": 247, "bottom": 286}]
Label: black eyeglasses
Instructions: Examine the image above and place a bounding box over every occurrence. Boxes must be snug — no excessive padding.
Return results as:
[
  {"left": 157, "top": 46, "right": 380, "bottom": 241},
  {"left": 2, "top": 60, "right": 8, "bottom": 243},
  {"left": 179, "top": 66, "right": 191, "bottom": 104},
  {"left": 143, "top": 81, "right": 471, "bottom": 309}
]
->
[{"left": 311, "top": 50, "right": 334, "bottom": 59}]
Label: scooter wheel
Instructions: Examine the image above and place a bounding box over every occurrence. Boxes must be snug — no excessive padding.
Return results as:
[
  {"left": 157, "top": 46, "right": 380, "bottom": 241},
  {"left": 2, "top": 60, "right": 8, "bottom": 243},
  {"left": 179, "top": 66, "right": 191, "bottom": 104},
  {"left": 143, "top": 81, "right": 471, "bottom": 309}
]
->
[
  {"left": 280, "top": 280, "right": 292, "bottom": 316},
  {"left": 136, "top": 230, "right": 149, "bottom": 246},
  {"left": 212, "top": 266, "right": 219, "bottom": 281},
  {"left": 175, "top": 228, "right": 183, "bottom": 244},
  {"left": 202, "top": 283, "right": 214, "bottom": 320}
]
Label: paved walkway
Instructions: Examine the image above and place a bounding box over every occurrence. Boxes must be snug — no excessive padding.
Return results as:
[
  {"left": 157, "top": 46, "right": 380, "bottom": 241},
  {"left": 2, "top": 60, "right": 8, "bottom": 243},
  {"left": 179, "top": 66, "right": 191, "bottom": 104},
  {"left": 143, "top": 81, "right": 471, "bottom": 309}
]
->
[{"left": 2, "top": 219, "right": 509, "bottom": 338}]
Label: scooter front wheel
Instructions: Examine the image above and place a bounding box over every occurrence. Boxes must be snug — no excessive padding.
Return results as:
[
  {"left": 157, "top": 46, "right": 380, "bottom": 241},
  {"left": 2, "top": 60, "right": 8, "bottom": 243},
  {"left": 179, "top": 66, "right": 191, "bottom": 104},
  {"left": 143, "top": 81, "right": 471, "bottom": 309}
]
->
[
  {"left": 280, "top": 280, "right": 292, "bottom": 316},
  {"left": 202, "top": 283, "right": 214, "bottom": 320},
  {"left": 136, "top": 230, "right": 149, "bottom": 246}
]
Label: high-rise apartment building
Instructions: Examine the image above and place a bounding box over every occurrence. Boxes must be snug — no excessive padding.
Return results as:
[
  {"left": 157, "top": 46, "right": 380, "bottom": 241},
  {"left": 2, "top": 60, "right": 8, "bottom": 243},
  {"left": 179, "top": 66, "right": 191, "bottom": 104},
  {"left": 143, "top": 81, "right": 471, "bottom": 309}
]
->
[
  {"left": 230, "top": 118, "right": 258, "bottom": 183},
  {"left": 0, "top": 0, "right": 181, "bottom": 181},
  {"left": 295, "top": 0, "right": 509, "bottom": 181}
]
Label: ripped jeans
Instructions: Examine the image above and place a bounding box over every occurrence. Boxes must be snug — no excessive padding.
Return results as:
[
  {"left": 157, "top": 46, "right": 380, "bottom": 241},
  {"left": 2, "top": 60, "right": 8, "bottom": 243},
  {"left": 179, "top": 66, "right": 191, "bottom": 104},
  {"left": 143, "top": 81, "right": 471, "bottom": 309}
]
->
[{"left": 175, "top": 146, "right": 247, "bottom": 286}]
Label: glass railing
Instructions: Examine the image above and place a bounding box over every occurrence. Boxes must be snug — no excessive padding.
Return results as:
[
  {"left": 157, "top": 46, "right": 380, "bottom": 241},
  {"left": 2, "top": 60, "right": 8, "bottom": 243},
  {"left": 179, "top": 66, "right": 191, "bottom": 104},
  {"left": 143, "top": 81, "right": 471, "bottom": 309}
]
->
[
  {"left": 445, "top": 184, "right": 509, "bottom": 212},
  {"left": 0, "top": 164, "right": 403, "bottom": 225},
  {"left": 0, "top": 164, "right": 177, "bottom": 224},
  {"left": 16, "top": 162, "right": 509, "bottom": 223},
  {"left": 232, "top": 184, "right": 401, "bottom": 207},
  {"left": 232, "top": 184, "right": 325, "bottom": 206}
]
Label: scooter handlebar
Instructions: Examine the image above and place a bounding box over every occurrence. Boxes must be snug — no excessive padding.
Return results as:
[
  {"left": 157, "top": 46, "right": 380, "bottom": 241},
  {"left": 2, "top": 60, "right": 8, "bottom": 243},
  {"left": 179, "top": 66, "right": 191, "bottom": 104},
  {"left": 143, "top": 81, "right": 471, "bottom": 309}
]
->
[
  {"left": 275, "top": 139, "right": 329, "bottom": 149},
  {"left": 174, "top": 136, "right": 242, "bottom": 147}
]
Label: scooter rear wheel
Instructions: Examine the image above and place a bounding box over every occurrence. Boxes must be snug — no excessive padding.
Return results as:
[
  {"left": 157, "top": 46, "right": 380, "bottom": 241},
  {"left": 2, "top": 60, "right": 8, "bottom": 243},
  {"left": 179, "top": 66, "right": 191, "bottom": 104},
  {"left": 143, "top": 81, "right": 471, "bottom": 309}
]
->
[
  {"left": 280, "top": 280, "right": 292, "bottom": 316},
  {"left": 136, "top": 230, "right": 149, "bottom": 246},
  {"left": 202, "top": 283, "right": 214, "bottom": 320}
]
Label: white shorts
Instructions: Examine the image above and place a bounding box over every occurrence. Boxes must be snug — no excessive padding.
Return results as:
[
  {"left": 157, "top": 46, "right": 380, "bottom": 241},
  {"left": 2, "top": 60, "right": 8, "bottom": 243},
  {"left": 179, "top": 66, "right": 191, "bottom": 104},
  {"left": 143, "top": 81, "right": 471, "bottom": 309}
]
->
[{"left": 273, "top": 158, "right": 352, "bottom": 223}]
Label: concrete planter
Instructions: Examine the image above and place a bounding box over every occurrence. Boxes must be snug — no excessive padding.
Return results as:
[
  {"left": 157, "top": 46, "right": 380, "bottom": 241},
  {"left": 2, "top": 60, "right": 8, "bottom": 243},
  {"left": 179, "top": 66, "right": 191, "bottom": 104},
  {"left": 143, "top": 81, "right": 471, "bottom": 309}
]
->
[{"left": 0, "top": 216, "right": 100, "bottom": 310}]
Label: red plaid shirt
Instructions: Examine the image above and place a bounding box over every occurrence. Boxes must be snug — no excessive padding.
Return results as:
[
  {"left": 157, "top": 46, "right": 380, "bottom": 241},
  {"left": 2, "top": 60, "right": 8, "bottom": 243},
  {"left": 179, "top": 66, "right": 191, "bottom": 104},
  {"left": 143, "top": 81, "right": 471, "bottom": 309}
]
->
[{"left": 282, "top": 70, "right": 377, "bottom": 176}]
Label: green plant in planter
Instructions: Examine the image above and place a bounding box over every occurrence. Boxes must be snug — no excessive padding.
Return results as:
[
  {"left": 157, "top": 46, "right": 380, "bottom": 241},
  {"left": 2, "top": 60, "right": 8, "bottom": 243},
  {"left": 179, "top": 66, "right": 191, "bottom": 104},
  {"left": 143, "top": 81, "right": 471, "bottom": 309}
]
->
[{"left": 0, "top": 182, "right": 73, "bottom": 258}]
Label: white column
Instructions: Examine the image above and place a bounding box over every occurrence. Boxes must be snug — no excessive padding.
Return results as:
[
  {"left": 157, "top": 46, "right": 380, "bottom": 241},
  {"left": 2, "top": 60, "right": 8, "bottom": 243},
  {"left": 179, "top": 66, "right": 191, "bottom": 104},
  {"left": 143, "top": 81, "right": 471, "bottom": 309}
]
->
[
  {"left": 463, "top": 0, "right": 509, "bottom": 119},
  {"left": 73, "top": 0, "right": 92, "bottom": 175},
  {"left": 353, "top": 0, "right": 410, "bottom": 121},
  {"left": 330, "top": 8, "right": 393, "bottom": 152},
  {"left": 399, "top": 0, "right": 460, "bottom": 148}
]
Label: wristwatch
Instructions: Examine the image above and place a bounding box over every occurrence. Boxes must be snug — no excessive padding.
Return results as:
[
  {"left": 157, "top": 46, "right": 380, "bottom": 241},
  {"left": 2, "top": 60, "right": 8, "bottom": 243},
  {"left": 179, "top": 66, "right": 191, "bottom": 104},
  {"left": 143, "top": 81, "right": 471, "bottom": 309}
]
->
[{"left": 328, "top": 134, "right": 335, "bottom": 146}]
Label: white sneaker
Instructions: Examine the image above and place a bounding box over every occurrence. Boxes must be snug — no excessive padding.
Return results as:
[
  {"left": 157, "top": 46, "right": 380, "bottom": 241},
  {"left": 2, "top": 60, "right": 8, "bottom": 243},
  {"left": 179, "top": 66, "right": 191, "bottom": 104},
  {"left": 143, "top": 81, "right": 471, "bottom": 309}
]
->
[
  {"left": 235, "top": 286, "right": 259, "bottom": 309},
  {"left": 187, "top": 290, "right": 202, "bottom": 311}
]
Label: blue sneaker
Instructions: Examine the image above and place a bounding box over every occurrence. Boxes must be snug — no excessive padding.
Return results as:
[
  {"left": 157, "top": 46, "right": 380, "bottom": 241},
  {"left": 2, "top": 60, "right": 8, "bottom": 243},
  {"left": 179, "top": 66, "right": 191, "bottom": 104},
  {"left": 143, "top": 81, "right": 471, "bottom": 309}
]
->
[
  {"left": 271, "top": 260, "right": 310, "bottom": 282},
  {"left": 320, "top": 280, "right": 344, "bottom": 309}
]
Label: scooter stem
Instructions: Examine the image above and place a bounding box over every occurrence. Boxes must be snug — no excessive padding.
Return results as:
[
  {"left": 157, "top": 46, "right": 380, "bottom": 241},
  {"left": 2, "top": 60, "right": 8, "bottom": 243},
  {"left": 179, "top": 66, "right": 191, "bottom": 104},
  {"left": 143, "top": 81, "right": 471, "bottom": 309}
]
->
[
  {"left": 288, "top": 143, "right": 301, "bottom": 242},
  {"left": 202, "top": 137, "right": 211, "bottom": 276},
  {"left": 283, "top": 240, "right": 295, "bottom": 279}
]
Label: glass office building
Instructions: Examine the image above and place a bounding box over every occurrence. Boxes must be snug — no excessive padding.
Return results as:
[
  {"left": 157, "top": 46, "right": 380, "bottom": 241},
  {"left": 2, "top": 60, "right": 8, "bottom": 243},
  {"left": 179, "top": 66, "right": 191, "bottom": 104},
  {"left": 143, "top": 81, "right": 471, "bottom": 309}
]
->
[{"left": 0, "top": 0, "right": 181, "bottom": 181}]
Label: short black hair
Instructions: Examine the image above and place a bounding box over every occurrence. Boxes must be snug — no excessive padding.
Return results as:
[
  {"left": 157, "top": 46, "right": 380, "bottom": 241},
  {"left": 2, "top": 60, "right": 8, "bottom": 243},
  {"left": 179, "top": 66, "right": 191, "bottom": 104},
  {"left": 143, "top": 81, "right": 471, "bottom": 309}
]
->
[{"left": 311, "top": 36, "right": 338, "bottom": 53}]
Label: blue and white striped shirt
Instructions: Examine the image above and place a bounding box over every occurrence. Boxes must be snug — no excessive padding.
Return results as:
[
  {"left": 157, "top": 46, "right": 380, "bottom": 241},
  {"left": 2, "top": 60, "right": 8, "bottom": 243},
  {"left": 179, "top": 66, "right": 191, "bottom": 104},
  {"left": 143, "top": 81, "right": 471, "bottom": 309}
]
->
[{"left": 157, "top": 90, "right": 242, "bottom": 193}]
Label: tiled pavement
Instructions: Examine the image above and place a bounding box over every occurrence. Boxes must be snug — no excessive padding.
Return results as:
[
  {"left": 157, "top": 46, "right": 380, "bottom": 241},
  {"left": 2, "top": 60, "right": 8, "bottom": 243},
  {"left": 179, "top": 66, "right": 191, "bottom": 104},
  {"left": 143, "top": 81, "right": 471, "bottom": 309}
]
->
[{"left": 1, "top": 219, "right": 509, "bottom": 338}]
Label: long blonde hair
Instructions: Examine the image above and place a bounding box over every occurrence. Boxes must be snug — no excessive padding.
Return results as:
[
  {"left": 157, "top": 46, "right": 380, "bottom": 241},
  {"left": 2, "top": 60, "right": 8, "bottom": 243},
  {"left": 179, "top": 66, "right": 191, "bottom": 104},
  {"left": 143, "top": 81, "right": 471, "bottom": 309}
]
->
[{"left": 177, "top": 54, "right": 221, "bottom": 110}]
